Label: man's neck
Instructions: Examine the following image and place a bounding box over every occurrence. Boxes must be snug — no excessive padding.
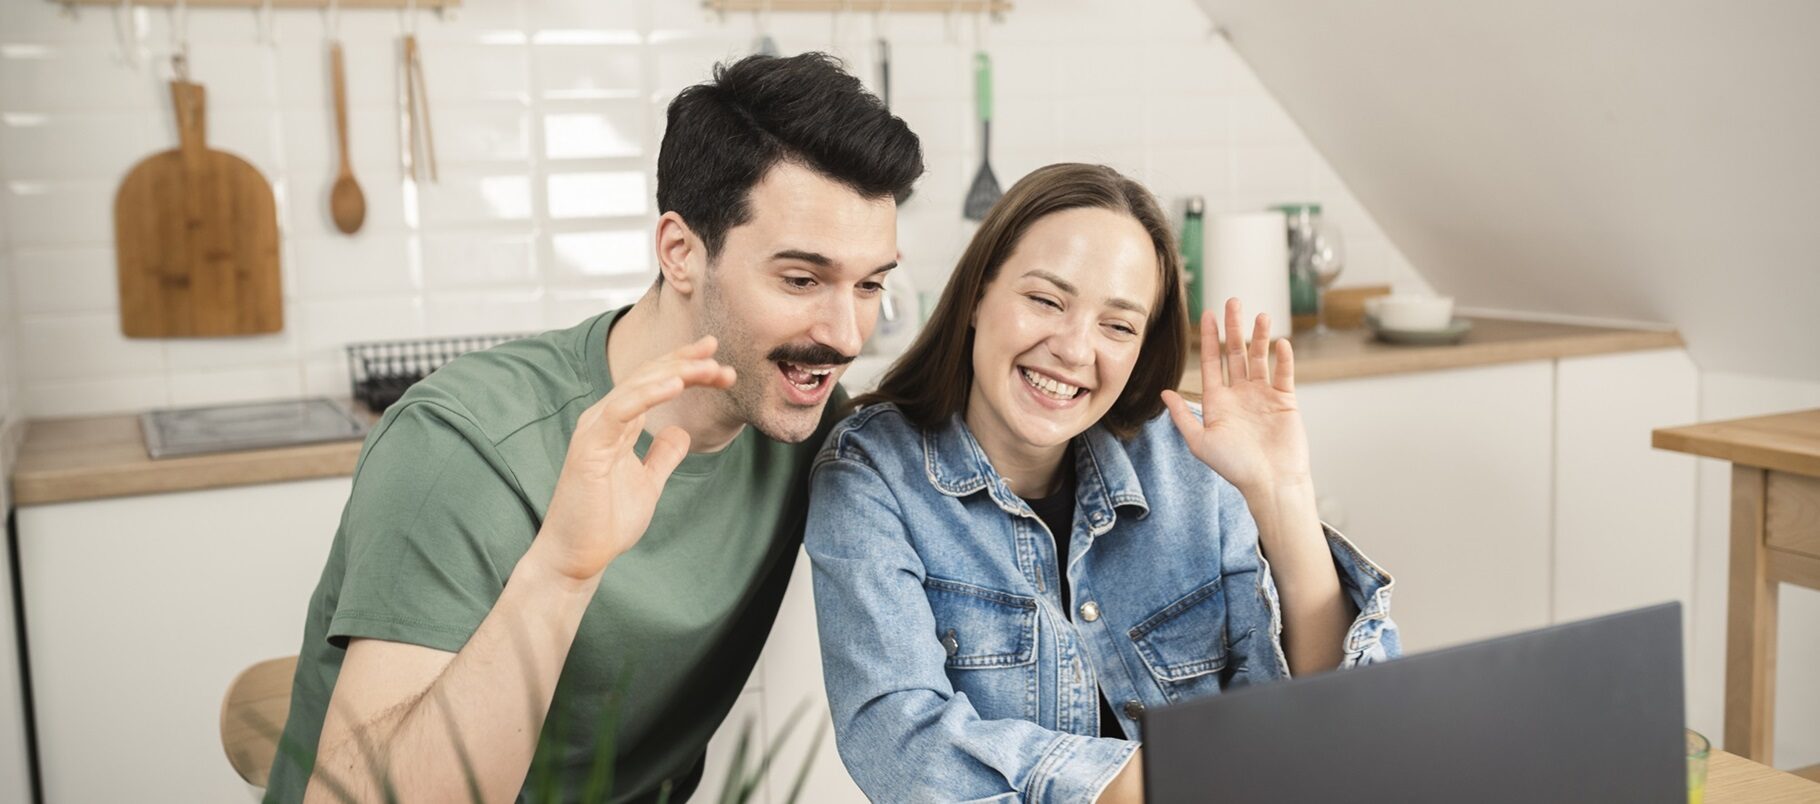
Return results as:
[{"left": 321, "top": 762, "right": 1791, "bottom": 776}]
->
[{"left": 606, "top": 291, "right": 746, "bottom": 454}]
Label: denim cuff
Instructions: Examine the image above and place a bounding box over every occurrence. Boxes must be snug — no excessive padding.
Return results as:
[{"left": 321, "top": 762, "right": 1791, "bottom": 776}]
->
[
  {"left": 1024, "top": 732, "right": 1139, "bottom": 804},
  {"left": 1321, "top": 523, "right": 1400, "bottom": 665}
]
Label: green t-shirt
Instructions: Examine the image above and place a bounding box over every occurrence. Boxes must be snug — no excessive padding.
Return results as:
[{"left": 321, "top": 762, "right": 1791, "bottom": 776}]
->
[{"left": 266, "top": 308, "right": 842, "bottom": 803}]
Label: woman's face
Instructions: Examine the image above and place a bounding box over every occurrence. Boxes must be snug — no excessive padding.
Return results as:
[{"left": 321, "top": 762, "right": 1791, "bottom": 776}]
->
[{"left": 965, "top": 206, "right": 1161, "bottom": 453}]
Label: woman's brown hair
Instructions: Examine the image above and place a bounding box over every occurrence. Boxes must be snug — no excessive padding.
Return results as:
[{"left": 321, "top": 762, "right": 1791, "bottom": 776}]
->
[{"left": 856, "top": 162, "right": 1188, "bottom": 439}]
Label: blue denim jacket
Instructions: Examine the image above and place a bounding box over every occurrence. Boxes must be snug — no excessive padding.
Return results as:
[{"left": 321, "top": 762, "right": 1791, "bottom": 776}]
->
[{"left": 804, "top": 403, "right": 1398, "bottom": 803}]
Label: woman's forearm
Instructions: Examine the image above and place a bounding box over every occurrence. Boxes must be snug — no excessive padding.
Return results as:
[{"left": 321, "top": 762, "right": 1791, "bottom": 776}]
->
[{"left": 1242, "top": 480, "right": 1353, "bottom": 676}]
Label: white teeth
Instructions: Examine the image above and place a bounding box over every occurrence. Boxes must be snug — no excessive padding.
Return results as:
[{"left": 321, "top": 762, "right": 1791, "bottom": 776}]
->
[{"left": 1020, "top": 368, "right": 1081, "bottom": 401}]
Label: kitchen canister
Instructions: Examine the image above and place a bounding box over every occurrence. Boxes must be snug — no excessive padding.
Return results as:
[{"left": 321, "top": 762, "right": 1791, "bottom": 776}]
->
[{"left": 1205, "top": 210, "right": 1292, "bottom": 340}]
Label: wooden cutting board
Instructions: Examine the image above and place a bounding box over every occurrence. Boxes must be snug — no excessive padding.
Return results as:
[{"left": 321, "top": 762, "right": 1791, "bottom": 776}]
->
[{"left": 114, "top": 80, "right": 282, "bottom": 338}]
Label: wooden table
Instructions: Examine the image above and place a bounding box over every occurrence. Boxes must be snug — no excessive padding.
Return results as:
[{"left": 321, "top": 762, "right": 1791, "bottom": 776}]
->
[
  {"left": 1707, "top": 749, "right": 1820, "bottom": 802},
  {"left": 1654, "top": 408, "right": 1820, "bottom": 777}
]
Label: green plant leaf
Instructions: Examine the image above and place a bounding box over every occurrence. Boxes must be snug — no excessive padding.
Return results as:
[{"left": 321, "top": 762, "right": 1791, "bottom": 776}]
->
[
  {"left": 238, "top": 708, "right": 359, "bottom": 804},
  {"left": 428, "top": 684, "right": 488, "bottom": 804},
  {"left": 782, "top": 719, "right": 830, "bottom": 804},
  {"left": 580, "top": 665, "right": 635, "bottom": 804},
  {"left": 717, "top": 715, "right": 756, "bottom": 804},
  {"left": 739, "top": 700, "right": 811, "bottom": 802}
]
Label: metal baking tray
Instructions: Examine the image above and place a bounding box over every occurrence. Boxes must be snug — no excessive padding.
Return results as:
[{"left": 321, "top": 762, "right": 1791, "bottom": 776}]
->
[{"left": 141, "top": 397, "right": 370, "bottom": 459}]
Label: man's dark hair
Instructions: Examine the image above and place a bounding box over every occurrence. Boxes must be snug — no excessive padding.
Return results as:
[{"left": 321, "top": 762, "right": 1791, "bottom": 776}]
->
[{"left": 656, "top": 52, "right": 924, "bottom": 264}]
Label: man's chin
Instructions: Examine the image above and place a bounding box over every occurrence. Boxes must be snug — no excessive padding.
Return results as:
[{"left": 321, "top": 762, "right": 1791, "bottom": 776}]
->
[{"left": 748, "top": 404, "right": 828, "bottom": 444}]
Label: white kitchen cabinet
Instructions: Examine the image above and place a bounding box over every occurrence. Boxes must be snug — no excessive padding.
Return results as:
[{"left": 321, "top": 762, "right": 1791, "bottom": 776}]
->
[
  {"left": 16, "top": 478, "right": 350, "bottom": 803},
  {"left": 1552, "top": 349, "right": 1699, "bottom": 634},
  {"left": 1298, "top": 360, "right": 1557, "bottom": 652},
  {"left": 1, "top": 513, "right": 35, "bottom": 804}
]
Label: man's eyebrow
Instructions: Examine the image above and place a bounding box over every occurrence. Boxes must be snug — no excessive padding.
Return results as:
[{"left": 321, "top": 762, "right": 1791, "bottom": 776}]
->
[
  {"left": 866, "top": 262, "right": 899, "bottom": 276},
  {"left": 771, "top": 249, "right": 833, "bottom": 267},
  {"left": 1025, "top": 269, "right": 1149, "bottom": 315}
]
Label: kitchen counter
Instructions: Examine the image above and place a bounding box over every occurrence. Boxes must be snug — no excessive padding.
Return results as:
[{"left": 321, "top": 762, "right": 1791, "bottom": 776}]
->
[
  {"left": 10, "top": 404, "right": 377, "bottom": 506},
  {"left": 8, "top": 316, "right": 1682, "bottom": 506},
  {"left": 1184, "top": 314, "right": 1683, "bottom": 386}
]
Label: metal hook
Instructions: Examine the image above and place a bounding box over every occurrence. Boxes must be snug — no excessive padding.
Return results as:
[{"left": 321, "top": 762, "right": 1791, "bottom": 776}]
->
[
  {"left": 169, "top": 0, "right": 189, "bottom": 81},
  {"left": 112, "top": 0, "right": 142, "bottom": 70}
]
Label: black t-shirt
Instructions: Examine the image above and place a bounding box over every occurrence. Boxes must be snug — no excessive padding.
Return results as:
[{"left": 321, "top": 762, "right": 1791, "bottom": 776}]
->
[{"left": 1023, "top": 447, "right": 1125, "bottom": 739}]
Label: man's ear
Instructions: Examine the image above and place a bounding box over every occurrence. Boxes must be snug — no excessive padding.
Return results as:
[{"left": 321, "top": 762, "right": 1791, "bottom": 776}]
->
[{"left": 655, "top": 212, "right": 702, "bottom": 296}]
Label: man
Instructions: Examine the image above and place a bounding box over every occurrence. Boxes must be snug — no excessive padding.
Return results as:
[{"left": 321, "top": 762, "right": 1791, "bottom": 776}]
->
[{"left": 265, "top": 53, "right": 923, "bottom": 803}]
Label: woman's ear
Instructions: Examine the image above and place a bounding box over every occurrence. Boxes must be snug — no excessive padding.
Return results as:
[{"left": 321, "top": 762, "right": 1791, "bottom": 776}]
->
[{"left": 655, "top": 212, "right": 701, "bottom": 296}]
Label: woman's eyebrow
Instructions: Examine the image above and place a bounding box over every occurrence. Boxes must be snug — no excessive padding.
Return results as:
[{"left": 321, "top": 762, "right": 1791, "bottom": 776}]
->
[{"left": 1023, "top": 269, "right": 1149, "bottom": 315}]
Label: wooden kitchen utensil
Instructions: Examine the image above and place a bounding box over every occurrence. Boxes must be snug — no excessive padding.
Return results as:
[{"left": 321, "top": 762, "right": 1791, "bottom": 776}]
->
[
  {"left": 114, "top": 79, "right": 282, "bottom": 338},
  {"left": 328, "top": 41, "right": 367, "bottom": 233}
]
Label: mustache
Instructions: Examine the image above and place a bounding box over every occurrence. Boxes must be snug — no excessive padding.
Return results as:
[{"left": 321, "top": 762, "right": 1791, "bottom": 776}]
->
[{"left": 767, "top": 343, "right": 855, "bottom": 367}]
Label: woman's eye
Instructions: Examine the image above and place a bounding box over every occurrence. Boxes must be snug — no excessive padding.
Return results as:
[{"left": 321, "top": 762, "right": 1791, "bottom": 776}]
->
[
  {"left": 1107, "top": 322, "right": 1138, "bottom": 336},
  {"left": 1028, "top": 295, "right": 1061, "bottom": 310}
]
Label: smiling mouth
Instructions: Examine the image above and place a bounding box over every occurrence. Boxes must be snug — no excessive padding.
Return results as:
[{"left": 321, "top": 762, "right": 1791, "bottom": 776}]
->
[
  {"left": 1019, "top": 367, "right": 1087, "bottom": 401},
  {"left": 778, "top": 361, "right": 835, "bottom": 391}
]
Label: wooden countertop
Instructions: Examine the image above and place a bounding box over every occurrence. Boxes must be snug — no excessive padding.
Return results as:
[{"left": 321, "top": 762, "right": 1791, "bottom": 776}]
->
[
  {"left": 10, "top": 408, "right": 372, "bottom": 506},
  {"left": 1653, "top": 408, "right": 1820, "bottom": 478},
  {"left": 9, "top": 316, "right": 1682, "bottom": 507},
  {"left": 1708, "top": 750, "right": 1820, "bottom": 802},
  {"left": 1186, "top": 314, "right": 1684, "bottom": 386}
]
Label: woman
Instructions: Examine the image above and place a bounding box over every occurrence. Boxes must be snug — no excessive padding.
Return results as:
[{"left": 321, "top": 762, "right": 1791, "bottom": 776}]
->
[{"left": 805, "top": 164, "right": 1398, "bottom": 803}]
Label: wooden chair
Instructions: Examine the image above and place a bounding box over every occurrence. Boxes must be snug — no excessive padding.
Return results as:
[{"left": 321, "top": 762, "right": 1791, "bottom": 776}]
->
[{"left": 220, "top": 655, "right": 300, "bottom": 788}]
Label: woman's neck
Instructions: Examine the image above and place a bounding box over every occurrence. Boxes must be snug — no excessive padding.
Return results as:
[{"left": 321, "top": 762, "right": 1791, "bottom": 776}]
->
[{"left": 964, "top": 405, "right": 1070, "bottom": 499}]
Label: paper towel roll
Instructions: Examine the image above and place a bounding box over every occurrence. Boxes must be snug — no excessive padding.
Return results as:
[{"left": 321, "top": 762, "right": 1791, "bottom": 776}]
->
[{"left": 1205, "top": 211, "right": 1291, "bottom": 340}]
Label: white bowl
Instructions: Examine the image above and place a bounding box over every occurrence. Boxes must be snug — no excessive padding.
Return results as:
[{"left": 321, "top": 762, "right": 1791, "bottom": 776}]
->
[{"left": 1365, "top": 295, "right": 1455, "bottom": 331}]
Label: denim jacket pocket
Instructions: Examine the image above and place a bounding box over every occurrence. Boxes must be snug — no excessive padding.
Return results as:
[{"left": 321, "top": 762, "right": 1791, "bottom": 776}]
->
[
  {"left": 1128, "top": 577, "right": 1230, "bottom": 701},
  {"left": 925, "top": 577, "right": 1039, "bottom": 669}
]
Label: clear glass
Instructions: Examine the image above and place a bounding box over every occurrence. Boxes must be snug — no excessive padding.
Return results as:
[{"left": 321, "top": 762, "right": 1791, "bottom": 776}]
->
[
  {"left": 1686, "top": 728, "right": 1710, "bottom": 804},
  {"left": 1309, "top": 220, "right": 1346, "bottom": 335}
]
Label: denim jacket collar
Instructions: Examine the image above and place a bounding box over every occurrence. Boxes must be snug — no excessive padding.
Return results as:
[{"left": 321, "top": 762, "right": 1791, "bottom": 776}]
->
[{"left": 920, "top": 413, "right": 1151, "bottom": 536}]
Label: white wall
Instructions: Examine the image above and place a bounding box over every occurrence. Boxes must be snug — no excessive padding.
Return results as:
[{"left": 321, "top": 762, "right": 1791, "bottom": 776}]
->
[
  {"left": 1194, "top": 0, "right": 1820, "bottom": 383},
  {"left": 1686, "top": 372, "right": 1820, "bottom": 770},
  {"left": 0, "top": 0, "right": 1426, "bottom": 418}
]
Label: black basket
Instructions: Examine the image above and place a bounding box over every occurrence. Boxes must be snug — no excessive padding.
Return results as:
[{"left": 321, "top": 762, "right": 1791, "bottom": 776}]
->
[{"left": 346, "top": 334, "right": 530, "bottom": 413}]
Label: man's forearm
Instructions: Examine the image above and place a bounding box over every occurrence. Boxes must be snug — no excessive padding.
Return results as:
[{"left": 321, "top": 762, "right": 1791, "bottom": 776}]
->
[
  {"left": 1243, "top": 481, "right": 1351, "bottom": 677},
  {"left": 307, "top": 539, "right": 602, "bottom": 803}
]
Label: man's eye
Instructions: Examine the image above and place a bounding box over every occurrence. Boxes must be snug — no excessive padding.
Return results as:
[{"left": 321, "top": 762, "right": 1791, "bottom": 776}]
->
[
  {"left": 786, "top": 277, "right": 816, "bottom": 289},
  {"left": 859, "top": 281, "right": 885, "bottom": 294}
]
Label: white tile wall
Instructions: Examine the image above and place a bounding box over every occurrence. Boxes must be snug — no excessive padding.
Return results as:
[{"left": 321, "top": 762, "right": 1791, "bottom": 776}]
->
[{"left": 0, "top": 0, "right": 1427, "bottom": 418}]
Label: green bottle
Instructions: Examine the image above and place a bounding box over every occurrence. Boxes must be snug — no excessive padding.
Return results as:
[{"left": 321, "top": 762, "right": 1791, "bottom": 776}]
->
[{"left": 1181, "top": 196, "right": 1206, "bottom": 323}]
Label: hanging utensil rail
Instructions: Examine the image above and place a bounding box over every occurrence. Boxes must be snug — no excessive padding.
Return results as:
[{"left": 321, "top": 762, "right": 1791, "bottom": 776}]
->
[
  {"left": 63, "top": 0, "right": 457, "bottom": 8},
  {"left": 710, "top": 1, "right": 1009, "bottom": 12}
]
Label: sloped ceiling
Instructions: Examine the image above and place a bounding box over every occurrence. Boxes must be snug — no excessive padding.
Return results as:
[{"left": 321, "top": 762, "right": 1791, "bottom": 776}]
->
[{"left": 1196, "top": 0, "right": 1820, "bottom": 381}]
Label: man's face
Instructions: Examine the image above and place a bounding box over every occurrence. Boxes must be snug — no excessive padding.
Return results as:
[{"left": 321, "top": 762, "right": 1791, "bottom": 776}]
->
[{"left": 697, "top": 161, "right": 899, "bottom": 443}]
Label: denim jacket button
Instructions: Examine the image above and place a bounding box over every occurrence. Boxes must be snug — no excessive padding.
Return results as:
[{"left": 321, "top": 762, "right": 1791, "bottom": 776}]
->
[
  {"left": 941, "top": 628, "right": 960, "bottom": 657},
  {"left": 1123, "top": 699, "right": 1145, "bottom": 719},
  {"left": 1079, "top": 601, "right": 1101, "bottom": 622}
]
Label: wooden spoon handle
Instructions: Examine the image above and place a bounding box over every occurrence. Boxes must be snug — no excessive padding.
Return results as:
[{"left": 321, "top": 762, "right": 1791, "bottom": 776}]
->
[
  {"left": 169, "top": 80, "right": 207, "bottom": 166},
  {"left": 330, "top": 41, "right": 352, "bottom": 175}
]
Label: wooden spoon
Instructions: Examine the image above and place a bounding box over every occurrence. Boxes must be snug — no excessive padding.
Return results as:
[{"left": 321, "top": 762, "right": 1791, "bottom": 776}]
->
[{"left": 328, "top": 41, "right": 366, "bottom": 235}]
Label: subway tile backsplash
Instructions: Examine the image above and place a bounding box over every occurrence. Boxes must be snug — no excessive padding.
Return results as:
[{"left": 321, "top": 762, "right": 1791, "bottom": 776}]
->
[{"left": 0, "top": 0, "right": 1428, "bottom": 419}]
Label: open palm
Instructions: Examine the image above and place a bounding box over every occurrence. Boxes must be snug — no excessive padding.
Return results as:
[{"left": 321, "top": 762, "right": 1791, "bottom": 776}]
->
[{"left": 1162, "top": 298, "right": 1313, "bottom": 495}]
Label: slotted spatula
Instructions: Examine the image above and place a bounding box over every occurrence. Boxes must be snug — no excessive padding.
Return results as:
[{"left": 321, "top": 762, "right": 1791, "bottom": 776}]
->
[{"left": 963, "top": 51, "right": 1001, "bottom": 221}]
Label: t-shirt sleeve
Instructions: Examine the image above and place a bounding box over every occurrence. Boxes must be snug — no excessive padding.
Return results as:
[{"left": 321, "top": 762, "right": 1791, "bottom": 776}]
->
[{"left": 326, "top": 401, "right": 538, "bottom": 654}]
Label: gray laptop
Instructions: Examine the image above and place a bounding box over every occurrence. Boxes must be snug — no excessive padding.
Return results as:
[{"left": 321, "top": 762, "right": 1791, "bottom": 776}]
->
[{"left": 1141, "top": 603, "right": 1685, "bottom": 803}]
